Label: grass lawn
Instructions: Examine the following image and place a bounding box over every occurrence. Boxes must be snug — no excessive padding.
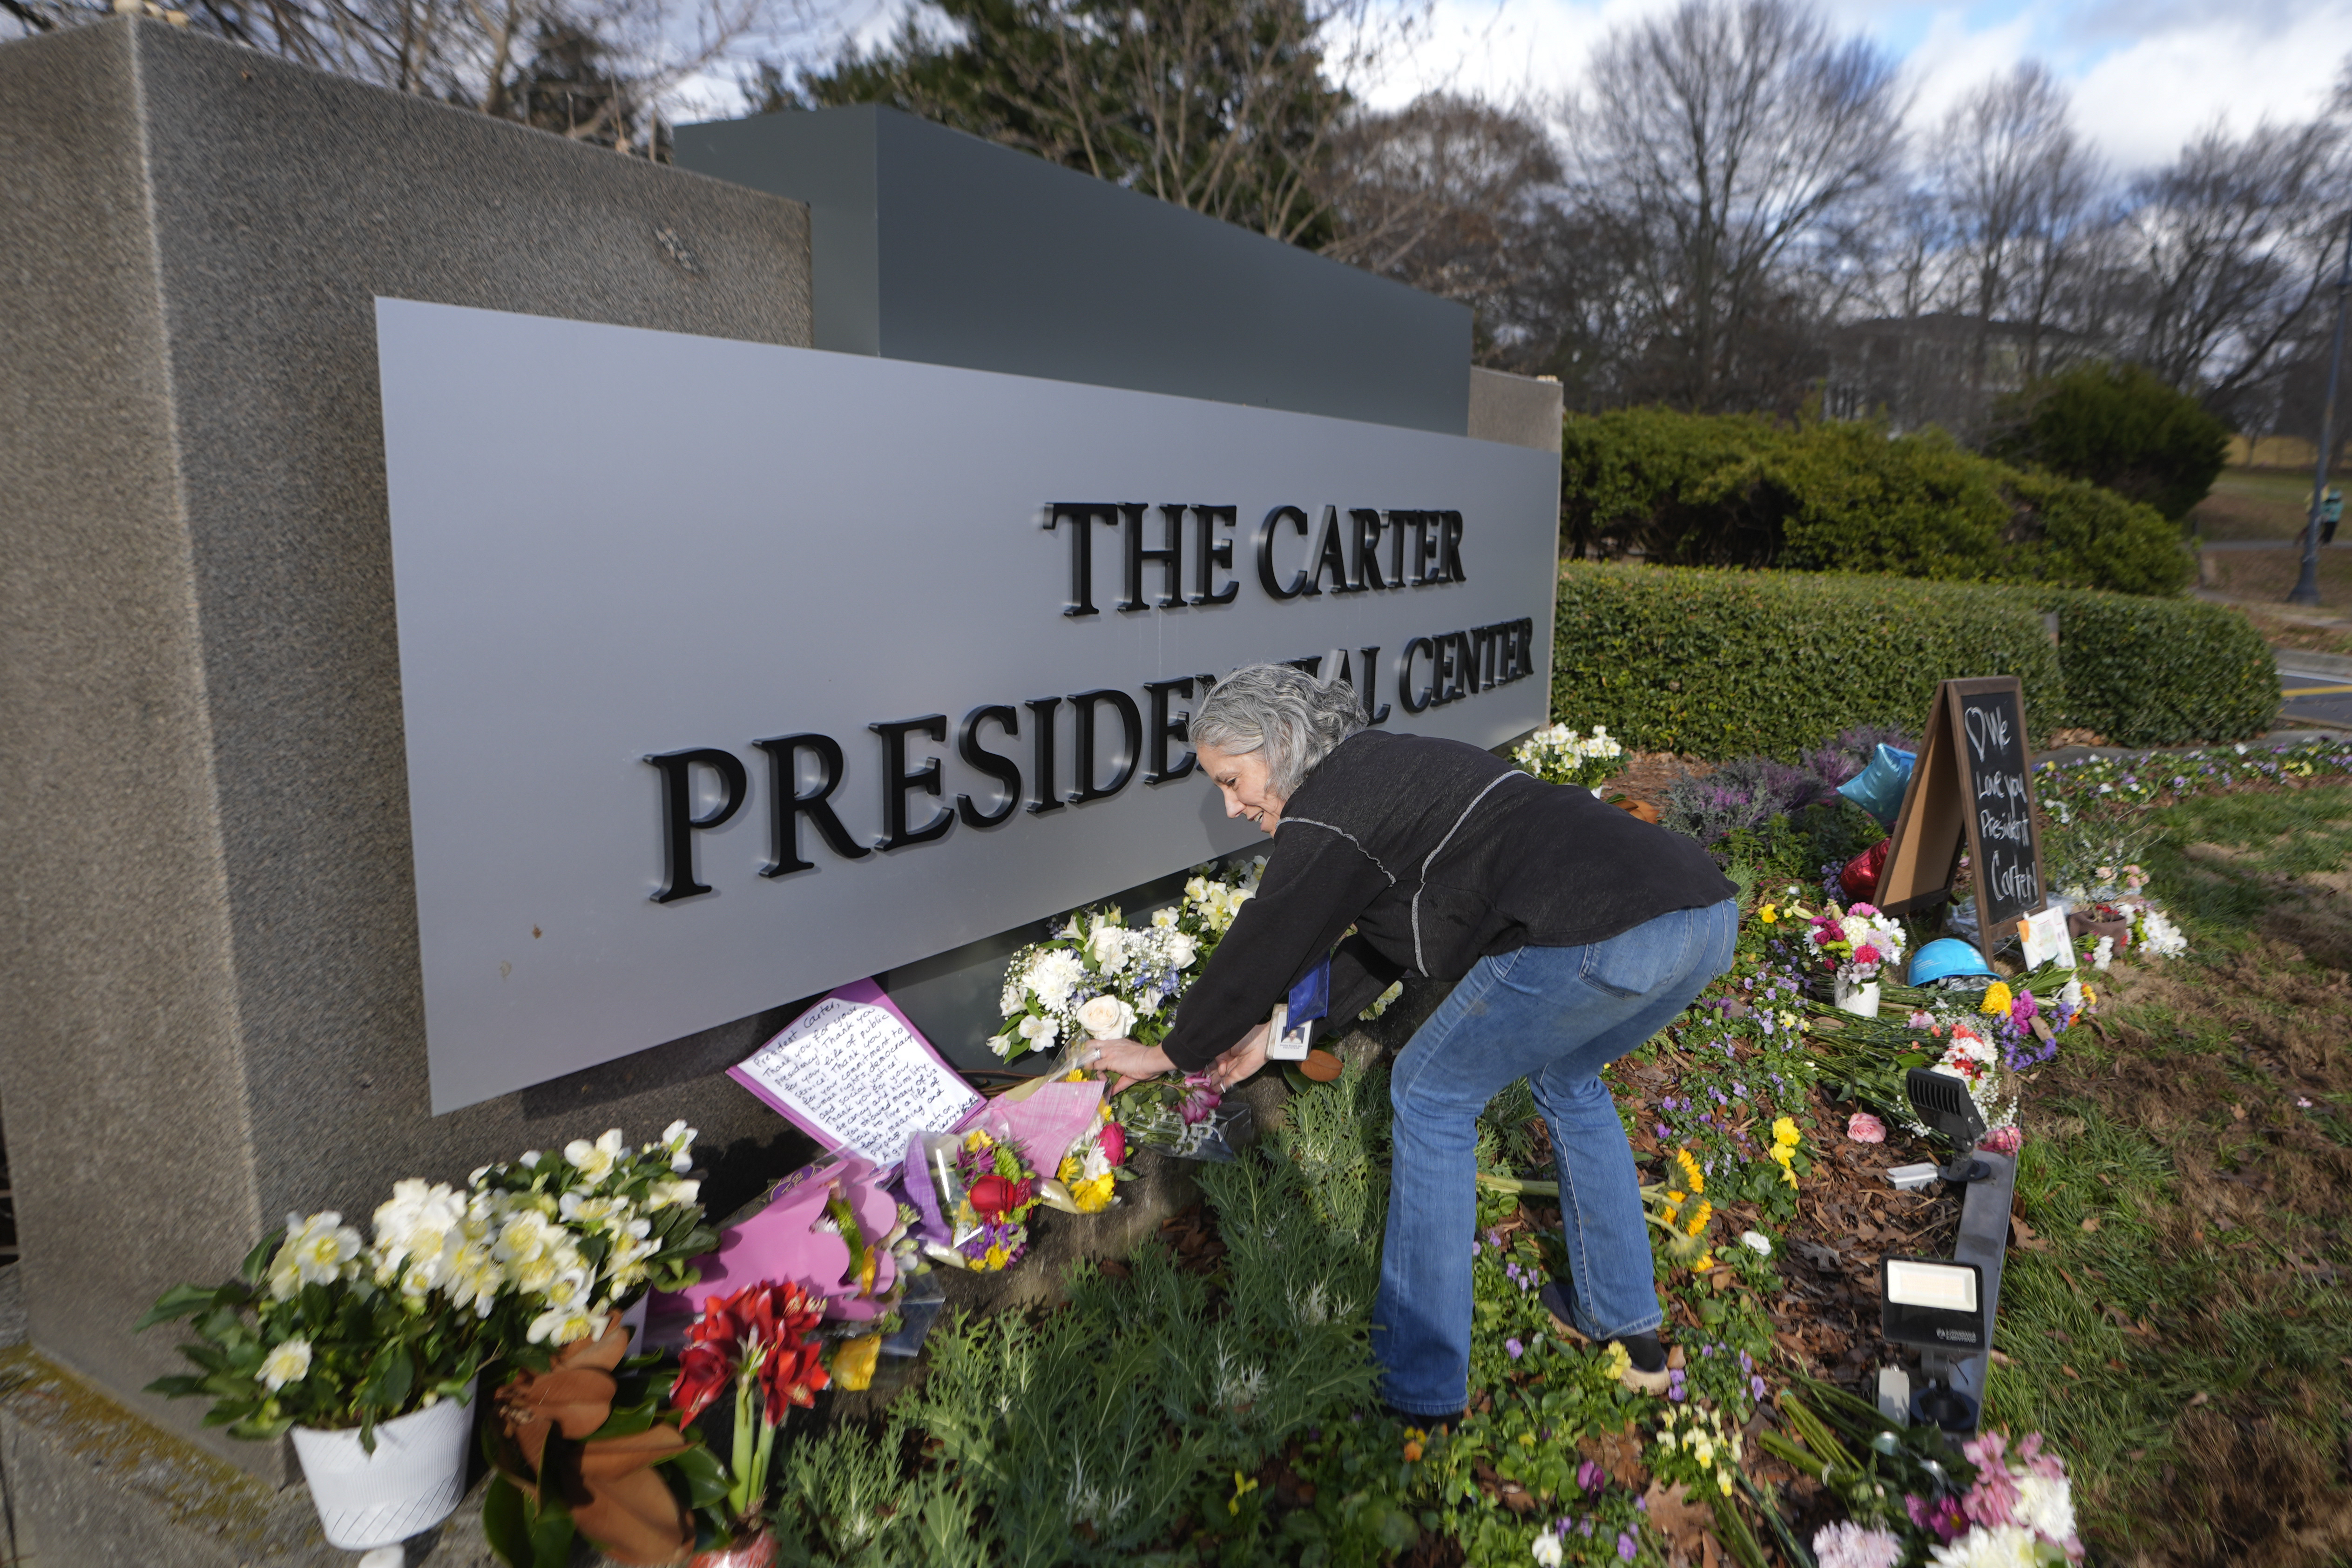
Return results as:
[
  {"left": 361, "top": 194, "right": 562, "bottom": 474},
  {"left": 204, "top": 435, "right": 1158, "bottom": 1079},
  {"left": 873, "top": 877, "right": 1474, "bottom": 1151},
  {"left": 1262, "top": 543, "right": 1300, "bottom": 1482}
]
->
[
  {"left": 2199, "top": 543, "right": 2352, "bottom": 605},
  {"left": 2192, "top": 468, "right": 2337, "bottom": 542},
  {"left": 1990, "top": 784, "right": 2352, "bottom": 1563}
]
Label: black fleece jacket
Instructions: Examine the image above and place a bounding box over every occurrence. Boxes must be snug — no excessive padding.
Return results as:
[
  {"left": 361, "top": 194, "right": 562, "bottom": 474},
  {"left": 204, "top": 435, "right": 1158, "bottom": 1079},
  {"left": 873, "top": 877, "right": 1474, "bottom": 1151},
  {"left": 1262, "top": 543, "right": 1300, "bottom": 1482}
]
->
[{"left": 1158, "top": 729, "right": 1736, "bottom": 1072}]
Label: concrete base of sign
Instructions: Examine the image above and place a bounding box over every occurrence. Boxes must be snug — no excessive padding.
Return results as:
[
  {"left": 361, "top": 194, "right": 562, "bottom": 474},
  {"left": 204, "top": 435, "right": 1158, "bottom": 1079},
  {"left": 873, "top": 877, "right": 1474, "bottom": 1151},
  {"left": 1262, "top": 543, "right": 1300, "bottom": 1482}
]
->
[{"left": 0, "top": 15, "right": 815, "bottom": 1488}]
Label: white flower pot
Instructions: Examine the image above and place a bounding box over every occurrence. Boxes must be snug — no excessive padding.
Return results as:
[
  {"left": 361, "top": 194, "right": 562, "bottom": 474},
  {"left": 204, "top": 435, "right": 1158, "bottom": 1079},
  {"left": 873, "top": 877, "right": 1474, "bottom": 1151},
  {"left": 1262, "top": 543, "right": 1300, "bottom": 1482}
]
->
[
  {"left": 1833, "top": 975, "right": 1882, "bottom": 1019},
  {"left": 291, "top": 1377, "right": 477, "bottom": 1550}
]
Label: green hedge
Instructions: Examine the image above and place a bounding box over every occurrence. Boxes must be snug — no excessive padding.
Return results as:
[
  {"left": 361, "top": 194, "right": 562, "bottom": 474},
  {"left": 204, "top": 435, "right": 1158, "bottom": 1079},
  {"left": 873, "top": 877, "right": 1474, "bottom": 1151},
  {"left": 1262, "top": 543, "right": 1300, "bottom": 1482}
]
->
[
  {"left": 1558, "top": 408, "right": 2194, "bottom": 596},
  {"left": 1551, "top": 563, "right": 2278, "bottom": 757},
  {"left": 2037, "top": 588, "right": 2278, "bottom": 745}
]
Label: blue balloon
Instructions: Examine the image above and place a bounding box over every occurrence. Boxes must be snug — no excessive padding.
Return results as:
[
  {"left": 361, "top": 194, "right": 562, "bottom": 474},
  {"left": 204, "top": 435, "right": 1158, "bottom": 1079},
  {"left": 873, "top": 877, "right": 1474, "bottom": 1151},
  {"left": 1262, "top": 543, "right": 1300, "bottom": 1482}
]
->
[{"left": 1837, "top": 743, "right": 1917, "bottom": 827}]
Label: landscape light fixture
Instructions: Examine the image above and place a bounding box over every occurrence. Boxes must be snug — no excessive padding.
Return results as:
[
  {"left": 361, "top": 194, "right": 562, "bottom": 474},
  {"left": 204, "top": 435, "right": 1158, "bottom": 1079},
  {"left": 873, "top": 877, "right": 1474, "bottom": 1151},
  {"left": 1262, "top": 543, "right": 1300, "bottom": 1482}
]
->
[
  {"left": 1904, "top": 1066, "right": 1991, "bottom": 1184},
  {"left": 1880, "top": 1257, "right": 1988, "bottom": 1433}
]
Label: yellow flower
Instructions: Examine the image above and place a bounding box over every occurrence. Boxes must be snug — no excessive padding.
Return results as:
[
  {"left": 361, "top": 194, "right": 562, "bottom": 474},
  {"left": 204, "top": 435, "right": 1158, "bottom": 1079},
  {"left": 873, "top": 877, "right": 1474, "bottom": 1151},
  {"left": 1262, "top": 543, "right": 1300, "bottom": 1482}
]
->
[
  {"left": 1717, "top": 1468, "right": 1735, "bottom": 1497},
  {"left": 1693, "top": 1251, "right": 1715, "bottom": 1271},
  {"left": 2081, "top": 985, "right": 2098, "bottom": 1009},
  {"left": 1772, "top": 1116, "right": 1800, "bottom": 1149},
  {"left": 965, "top": 1129, "right": 995, "bottom": 1153},
  {"left": 1059, "top": 1156, "right": 1081, "bottom": 1184},
  {"left": 1228, "top": 1472, "right": 1259, "bottom": 1515},
  {"left": 1981, "top": 981, "right": 2014, "bottom": 1016},
  {"left": 1062, "top": 1068, "right": 1086, "bottom": 1082},
  {"left": 981, "top": 1244, "right": 1010, "bottom": 1271},
  {"left": 1757, "top": 903, "right": 1778, "bottom": 925},
  {"left": 1603, "top": 1341, "right": 1632, "bottom": 1381},
  {"left": 1674, "top": 1147, "right": 1704, "bottom": 1195},
  {"left": 1686, "top": 1201, "right": 1712, "bottom": 1237}
]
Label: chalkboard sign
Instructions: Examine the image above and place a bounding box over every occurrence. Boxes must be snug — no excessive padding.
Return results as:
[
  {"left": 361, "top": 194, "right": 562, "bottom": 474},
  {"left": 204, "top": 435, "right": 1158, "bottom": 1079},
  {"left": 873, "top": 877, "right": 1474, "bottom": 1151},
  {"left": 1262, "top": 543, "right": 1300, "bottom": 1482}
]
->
[{"left": 1874, "top": 676, "right": 2048, "bottom": 958}]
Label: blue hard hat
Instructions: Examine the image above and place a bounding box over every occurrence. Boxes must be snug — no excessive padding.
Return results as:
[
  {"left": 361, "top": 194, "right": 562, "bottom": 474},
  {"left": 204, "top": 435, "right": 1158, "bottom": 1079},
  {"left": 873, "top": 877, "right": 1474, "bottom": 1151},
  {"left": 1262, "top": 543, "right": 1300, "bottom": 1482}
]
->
[{"left": 1909, "top": 937, "right": 1997, "bottom": 987}]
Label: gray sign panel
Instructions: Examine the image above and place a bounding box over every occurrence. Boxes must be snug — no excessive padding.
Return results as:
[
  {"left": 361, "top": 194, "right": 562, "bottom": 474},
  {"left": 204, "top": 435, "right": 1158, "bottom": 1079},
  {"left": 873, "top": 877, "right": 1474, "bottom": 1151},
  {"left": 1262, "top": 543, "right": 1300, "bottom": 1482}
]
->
[{"left": 376, "top": 299, "right": 1559, "bottom": 1111}]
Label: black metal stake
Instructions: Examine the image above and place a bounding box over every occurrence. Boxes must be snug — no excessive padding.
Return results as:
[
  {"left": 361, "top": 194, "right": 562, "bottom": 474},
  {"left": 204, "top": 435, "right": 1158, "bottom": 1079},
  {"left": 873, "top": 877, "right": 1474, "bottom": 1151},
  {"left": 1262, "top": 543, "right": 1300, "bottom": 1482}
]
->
[{"left": 2291, "top": 213, "right": 2352, "bottom": 607}]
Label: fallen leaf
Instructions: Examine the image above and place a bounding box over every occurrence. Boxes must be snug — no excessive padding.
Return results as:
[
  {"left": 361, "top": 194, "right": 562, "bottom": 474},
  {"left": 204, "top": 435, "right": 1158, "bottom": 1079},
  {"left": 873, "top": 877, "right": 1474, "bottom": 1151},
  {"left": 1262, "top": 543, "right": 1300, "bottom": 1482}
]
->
[
  {"left": 1987, "top": 1349, "right": 2013, "bottom": 1367},
  {"left": 1642, "top": 1479, "right": 1715, "bottom": 1555},
  {"left": 2080, "top": 1216, "right": 2101, "bottom": 1234},
  {"left": 1709, "top": 1268, "right": 1735, "bottom": 1291},
  {"left": 2062, "top": 1365, "right": 2081, "bottom": 1379},
  {"left": 2190, "top": 1391, "right": 2209, "bottom": 1406},
  {"left": 1667, "top": 1345, "right": 1688, "bottom": 1370},
  {"left": 2231, "top": 1103, "right": 2247, "bottom": 1121}
]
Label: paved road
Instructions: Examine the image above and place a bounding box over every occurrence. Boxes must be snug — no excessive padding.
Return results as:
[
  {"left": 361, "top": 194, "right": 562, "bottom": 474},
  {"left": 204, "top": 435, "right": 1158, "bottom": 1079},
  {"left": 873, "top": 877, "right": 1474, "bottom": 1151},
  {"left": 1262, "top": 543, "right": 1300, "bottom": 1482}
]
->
[
  {"left": 2278, "top": 662, "right": 2352, "bottom": 729},
  {"left": 2200, "top": 539, "right": 2352, "bottom": 550}
]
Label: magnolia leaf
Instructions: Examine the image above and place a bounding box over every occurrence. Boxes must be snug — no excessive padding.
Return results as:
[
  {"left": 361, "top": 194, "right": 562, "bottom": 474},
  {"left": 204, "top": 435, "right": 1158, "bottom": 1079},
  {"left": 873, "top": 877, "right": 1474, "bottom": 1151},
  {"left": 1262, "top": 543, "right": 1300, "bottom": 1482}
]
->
[{"left": 663, "top": 1442, "right": 729, "bottom": 1508}]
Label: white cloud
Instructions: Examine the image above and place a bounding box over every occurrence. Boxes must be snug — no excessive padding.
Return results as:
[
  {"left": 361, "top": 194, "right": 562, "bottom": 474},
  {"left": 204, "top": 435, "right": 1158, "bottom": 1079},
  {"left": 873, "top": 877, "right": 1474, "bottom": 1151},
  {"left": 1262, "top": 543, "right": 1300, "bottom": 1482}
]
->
[{"left": 1355, "top": 0, "right": 2352, "bottom": 173}]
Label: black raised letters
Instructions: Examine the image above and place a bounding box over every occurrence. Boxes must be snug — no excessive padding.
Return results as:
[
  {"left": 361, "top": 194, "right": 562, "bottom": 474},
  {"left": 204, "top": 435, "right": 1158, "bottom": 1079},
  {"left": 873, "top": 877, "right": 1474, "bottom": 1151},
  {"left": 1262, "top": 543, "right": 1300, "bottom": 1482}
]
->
[
  {"left": 1350, "top": 510, "right": 1387, "bottom": 591},
  {"left": 1143, "top": 677, "right": 1201, "bottom": 784},
  {"left": 870, "top": 716, "right": 954, "bottom": 851},
  {"left": 1256, "top": 505, "right": 1312, "bottom": 600},
  {"left": 1025, "top": 696, "right": 1064, "bottom": 815},
  {"left": 1049, "top": 502, "right": 1121, "bottom": 617},
  {"left": 956, "top": 705, "right": 1022, "bottom": 828},
  {"left": 1308, "top": 505, "right": 1357, "bottom": 595},
  {"left": 1440, "top": 510, "right": 1468, "bottom": 582},
  {"left": 1356, "top": 645, "right": 1392, "bottom": 724},
  {"left": 752, "top": 734, "right": 867, "bottom": 879},
  {"left": 648, "top": 747, "right": 748, "bottom": 902},
  {"left": 1399, "top": 638, "right": 1436, "bottom": 715},
  {"left": 1191, "top": 505, "right": 1239, "bottom": 605},
  {"left": 1120, "top": 504, "right": 1185, "bottom": 611},
  {"left": 1069, "top": 689, "right": 1143, "bottom": 803}
]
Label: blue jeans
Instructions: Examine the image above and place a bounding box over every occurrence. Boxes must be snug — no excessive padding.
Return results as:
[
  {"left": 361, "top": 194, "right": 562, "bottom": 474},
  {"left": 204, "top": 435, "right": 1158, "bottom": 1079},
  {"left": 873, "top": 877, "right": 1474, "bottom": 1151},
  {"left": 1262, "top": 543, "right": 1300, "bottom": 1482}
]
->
[{"left": 1370, "top": 898, "right": 1738, "bottom": 1416}]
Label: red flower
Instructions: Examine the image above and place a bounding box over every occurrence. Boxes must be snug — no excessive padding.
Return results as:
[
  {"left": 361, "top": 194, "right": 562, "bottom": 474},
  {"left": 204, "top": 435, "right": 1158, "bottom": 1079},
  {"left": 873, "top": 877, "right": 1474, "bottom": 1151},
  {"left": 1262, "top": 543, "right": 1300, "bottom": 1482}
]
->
[
  {"left": 757, "top": 1337, "right": 829, "bottom": 1416},
  {"left": 969, "top": 1174, "right": 1031, "bottom": 1219},
  {"left": 668, "top": 1281, "right": 830, "bottom": 1428},
  {"left": 1096, "top": 1121, "right": 1126, "bottom": 1169},
  {"left": 1852, "top": 945, "right": 1880, "bottom": 967}
]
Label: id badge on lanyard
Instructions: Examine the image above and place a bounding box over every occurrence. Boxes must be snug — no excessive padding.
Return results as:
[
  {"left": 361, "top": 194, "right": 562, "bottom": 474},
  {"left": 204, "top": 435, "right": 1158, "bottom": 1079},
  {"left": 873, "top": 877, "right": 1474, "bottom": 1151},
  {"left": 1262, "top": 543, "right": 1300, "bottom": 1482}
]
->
[{"left": 1266, "top": 957, "right": 1331, "bottom": 1061}]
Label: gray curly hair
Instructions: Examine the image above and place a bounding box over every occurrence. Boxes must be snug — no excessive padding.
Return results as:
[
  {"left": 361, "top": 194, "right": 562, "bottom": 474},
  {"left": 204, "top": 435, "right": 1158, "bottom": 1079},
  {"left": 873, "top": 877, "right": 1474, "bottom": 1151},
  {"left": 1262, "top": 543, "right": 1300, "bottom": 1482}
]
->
[{"left": 1190, "top": 662, "right": 1366, "bottom": 798}]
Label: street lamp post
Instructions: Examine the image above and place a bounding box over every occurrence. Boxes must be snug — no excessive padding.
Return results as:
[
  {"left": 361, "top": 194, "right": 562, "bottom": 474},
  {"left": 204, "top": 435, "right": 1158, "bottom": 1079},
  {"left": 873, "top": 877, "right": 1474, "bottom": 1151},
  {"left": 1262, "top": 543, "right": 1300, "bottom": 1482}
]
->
[{"left": 2291, "top": 213, "right": 2352, "bottom": 606}]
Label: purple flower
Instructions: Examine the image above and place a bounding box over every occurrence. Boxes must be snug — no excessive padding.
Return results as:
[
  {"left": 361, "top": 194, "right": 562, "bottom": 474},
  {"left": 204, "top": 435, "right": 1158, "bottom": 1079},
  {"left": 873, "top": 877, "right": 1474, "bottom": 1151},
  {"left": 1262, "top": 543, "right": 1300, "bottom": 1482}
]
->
[
  {"left": 1618, "top": 1532, "right": 1637, "bottom": 1561},
  {"left": 1752, "top": 1375, "right": 1767, "bottom": 1399},
  {"left": 1655, "top": 1123, "right": 1670, "bottom": 1138},
  {"left": 1506, "top": 1337, "right": 1525, "bottom": 1360}
]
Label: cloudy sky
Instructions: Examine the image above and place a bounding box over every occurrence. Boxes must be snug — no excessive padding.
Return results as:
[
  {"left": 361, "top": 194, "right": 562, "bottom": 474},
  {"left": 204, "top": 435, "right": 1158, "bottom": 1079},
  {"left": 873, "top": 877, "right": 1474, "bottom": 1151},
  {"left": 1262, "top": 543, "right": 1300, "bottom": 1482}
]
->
[{"left": 1367, "top": 0, "right": 2352, "bottom": 172}]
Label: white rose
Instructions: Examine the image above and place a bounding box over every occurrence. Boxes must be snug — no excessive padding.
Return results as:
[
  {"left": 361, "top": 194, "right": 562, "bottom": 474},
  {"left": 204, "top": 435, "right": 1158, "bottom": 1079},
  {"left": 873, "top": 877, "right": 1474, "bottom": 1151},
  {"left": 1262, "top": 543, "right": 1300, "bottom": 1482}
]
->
[
  {"left": 1075, "top": 994, "right": 1136, "bottom": 1040},
  {"left": 1087, "top": 926, "right": 1132, "bottom": 972},
  {"left": 1164, "top": 932, "right": 1198, "bottom": 970}
]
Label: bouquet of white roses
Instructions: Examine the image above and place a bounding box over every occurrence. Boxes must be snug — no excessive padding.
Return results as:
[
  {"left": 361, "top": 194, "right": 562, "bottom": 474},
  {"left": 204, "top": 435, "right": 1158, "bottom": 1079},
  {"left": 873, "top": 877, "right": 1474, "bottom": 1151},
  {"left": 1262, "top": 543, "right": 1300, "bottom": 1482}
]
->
[
  {"left": 1511, "top": 722, "right": 1627, "bottom": 791},
  {"left": 987, "top": 858, "right": 1263, "bottom": 1061}
]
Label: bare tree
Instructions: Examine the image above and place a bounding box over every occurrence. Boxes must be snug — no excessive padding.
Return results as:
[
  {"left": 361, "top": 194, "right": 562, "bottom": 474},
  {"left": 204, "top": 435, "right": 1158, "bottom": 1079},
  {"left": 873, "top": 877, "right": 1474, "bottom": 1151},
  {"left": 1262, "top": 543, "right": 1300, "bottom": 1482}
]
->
[
  {"left": 1313, "top": 92, "right": 1560, "bottom": 338},
  {"left": 2116, "top": 117, "right": 2347, "bottom": 410},
  {"left": 6, "top": 0, "right": 829, "bottom": 154},
  {"left": 1562, "top": 0, "right": 1907, "bottom": 410},
  {"left": 1935, "top": 62, "right": 2100, "bottom": 404}
]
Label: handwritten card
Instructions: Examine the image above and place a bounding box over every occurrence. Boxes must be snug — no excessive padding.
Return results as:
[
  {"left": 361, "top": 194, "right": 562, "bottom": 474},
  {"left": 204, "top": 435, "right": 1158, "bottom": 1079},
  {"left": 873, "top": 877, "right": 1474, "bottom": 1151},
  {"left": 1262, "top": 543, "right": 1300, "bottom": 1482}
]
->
[
  {"left": 2017, "top": 907, "right": 2075, "bottom": 971},
  {"left": 729, "top": 980, "right": 981, "bottom": 1162}
]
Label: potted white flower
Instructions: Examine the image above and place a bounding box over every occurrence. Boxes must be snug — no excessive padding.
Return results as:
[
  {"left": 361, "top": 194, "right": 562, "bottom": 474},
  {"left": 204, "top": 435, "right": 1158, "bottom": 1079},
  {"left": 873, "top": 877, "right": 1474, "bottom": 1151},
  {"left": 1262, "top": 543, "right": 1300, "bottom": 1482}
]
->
[{"left": 141, "top": 1193, "right": 498, "bottom": 1553}]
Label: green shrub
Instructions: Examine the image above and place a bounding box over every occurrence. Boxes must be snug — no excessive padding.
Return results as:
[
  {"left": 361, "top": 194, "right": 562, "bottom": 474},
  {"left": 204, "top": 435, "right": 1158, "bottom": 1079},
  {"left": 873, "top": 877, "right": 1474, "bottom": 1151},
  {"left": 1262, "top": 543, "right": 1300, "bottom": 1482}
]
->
[
  {"left": 1551, "top": 562, "right": 2065, "bottom": 760},
  {"left": 1558, "top": 407, "right": 2193, "bottom": 595},
  {"left": 1550, "top": 562, "right": 2278, "bottom": 756},
  {"left": 2036, "top": 588, "right": 2279, "bottom": 746},
  {"left": 1987, "top": 361, "right": 2231, "bottom": 521}
]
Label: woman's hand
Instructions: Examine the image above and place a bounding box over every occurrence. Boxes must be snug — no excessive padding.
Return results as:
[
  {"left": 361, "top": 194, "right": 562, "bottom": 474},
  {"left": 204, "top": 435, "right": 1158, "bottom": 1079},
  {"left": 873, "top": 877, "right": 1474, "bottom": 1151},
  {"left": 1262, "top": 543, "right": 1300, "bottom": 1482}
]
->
[
  {"left": 1081, "top": 1037, "right": 1172, "bottom": 1095},
  {"left": 1208, "top": 1022, "right": 1271, "bottom": 1093}
]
